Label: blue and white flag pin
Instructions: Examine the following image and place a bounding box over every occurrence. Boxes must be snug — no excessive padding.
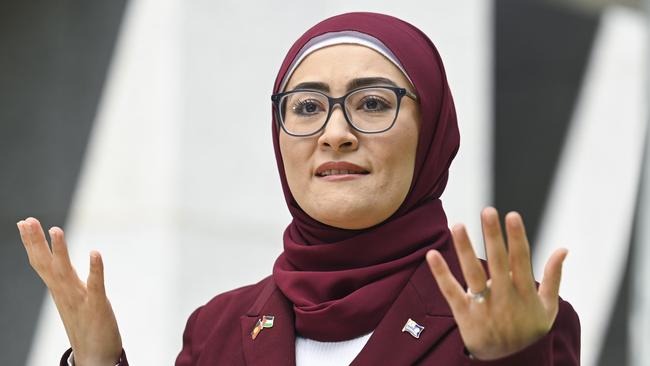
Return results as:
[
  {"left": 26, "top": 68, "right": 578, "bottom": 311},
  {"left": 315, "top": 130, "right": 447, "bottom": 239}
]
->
[{"left": 402, "top": 318, "right": 425, "bottom": 339}]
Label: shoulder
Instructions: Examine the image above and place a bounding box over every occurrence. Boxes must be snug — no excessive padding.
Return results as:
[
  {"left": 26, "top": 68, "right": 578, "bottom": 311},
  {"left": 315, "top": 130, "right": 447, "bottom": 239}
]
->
[
  {"left": 175, "top": 276, "right": 275, "bottom": 364},
  {"left": 200, "top": 274, "right": 273, "bottom": 315},
  {"left": 184, "top": 275, "right": 273, "bottom": 336}
]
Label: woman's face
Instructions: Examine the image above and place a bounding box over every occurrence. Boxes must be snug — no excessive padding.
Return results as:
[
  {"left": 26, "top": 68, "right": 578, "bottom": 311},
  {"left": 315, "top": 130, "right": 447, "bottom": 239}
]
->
[{"left": 280, "top": 44, "right": 420, "bottom": 230}]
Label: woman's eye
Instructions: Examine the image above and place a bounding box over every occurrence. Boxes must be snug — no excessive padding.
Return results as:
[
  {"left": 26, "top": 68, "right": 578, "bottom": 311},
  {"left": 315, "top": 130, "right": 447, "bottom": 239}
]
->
[
  {"left": 293, "top": 100, "right": 323, "bottom": 115},
  {"left": 359, "top": 97, "right": 389, "bottom": 112}
]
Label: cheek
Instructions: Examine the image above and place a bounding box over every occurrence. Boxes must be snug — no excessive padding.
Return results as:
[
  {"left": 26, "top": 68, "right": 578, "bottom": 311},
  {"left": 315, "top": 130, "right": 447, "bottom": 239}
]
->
[
  {"left": 279, "top": 135, "right": 315, "bottom": 194},
  {"left": 372, "top": 123, "right": 419, "bottom": 202},
  {"left": 381, "top": 148, "right": 415, "bottom": 194}
]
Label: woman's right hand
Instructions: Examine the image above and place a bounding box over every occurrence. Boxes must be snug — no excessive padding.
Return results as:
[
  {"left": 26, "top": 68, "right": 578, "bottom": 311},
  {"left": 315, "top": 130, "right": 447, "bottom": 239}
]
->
[{"left": 17, "top": 217, "right": 122, "bottom": 366}]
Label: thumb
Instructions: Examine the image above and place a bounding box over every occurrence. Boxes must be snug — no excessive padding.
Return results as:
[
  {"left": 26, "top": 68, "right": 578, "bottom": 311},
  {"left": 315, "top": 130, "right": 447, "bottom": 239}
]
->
[{"left": 87, "top": 250, "right": 106, "bottom": 298}]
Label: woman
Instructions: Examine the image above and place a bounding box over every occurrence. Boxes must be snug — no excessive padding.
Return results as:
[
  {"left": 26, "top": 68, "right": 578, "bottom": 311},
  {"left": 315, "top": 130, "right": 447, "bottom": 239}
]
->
[{"left": 16, "top": 12, "right": 579, "bottom": 365}]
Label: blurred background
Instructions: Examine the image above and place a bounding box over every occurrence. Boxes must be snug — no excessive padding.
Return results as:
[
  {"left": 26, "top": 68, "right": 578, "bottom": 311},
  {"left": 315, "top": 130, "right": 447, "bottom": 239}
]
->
[{"left": 0, "top": 0, "right": 647, "bottom": 365}]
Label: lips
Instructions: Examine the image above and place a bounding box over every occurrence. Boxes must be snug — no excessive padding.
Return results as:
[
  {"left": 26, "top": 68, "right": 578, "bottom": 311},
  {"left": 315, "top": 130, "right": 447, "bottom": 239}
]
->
[{"left": 315, "top": 161, "right": 370, "bottom": 177}]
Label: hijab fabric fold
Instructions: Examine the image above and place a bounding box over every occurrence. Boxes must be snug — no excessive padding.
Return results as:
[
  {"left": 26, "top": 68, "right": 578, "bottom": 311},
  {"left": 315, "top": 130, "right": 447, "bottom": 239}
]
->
[{"left": 271, "top": 12, "right": 461, "bottom": 342}]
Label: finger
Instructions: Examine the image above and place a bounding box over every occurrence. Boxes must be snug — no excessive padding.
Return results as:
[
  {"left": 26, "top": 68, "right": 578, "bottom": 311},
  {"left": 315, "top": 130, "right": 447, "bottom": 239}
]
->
[
  {"left": 17, "top": 220, "right": 35, "bottom": 257},
  {"left": 538, "top": 248, "right": 568, "bottom": 320},
  {"left": 481, "top": 207, "right": 510, "bottom": 284},
  {"left": 426, "top": 250, "right": 466, "bottom": 311},
  {"left": 87, "top": 251, "right": 107, "bottom": 299},
  {"left": 504, "top": 212, "right": 536, "bottom": 294},
  {"left": 49, "top": 227, "right": 73, "bottom": 271},
  {"left": 24, "top": 217, "right": 53, "bottom": 269},
  {"left": 451, "top": 224, "right": 488, "bottom": 293}
]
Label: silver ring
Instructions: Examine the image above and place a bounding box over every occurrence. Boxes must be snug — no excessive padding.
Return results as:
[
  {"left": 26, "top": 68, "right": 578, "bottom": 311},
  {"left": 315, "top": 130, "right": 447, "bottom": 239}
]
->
[{"left": 466, "top": 281, "right": 491, "bottom": 303}]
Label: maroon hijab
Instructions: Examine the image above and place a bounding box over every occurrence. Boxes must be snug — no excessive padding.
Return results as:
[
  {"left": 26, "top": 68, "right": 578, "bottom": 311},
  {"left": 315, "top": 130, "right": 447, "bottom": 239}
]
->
[{"left": 271, "top": 12, "right": 460, "bottom": 341}]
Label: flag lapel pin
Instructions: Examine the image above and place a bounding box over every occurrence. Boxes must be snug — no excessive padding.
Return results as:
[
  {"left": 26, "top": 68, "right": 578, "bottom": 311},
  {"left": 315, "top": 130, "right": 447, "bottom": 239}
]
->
[
  {"left": 251, "top": 315, "right": 275, "bottom": 340},
  {"left": 402, "top": 318, "right": 425, "bottom": 339}
]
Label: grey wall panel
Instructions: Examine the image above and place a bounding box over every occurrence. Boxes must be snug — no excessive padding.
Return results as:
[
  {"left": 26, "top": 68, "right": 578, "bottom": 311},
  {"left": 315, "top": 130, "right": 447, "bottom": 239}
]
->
[{"left": 495, "top": 0, "right": 599, "bottom": 242}]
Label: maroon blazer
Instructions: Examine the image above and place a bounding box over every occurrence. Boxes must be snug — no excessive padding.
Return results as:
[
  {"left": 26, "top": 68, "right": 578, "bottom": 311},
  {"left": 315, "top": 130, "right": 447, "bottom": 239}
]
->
[{"left": 61, "top": 247, "right": 580, "bottom": 365}]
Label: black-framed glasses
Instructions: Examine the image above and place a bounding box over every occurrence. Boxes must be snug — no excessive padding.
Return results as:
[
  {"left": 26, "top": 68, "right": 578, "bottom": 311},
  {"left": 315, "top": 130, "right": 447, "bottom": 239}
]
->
[{"left": 271, "top": 86, "right": 418, "bottom": 137}]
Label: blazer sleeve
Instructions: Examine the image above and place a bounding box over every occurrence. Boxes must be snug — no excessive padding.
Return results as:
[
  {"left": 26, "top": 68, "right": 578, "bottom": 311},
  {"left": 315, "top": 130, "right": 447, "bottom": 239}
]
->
[
  {"left": 175, "top": 305, "right": 205, "bottom": 366},
  {"left": 463, "top": 299, "right": 581, "bottom": 366}
]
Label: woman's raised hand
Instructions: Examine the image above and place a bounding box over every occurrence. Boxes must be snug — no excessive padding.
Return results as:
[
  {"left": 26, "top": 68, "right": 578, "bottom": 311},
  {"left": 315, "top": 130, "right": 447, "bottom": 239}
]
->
[
  {"left": 426, "top": 207, "right": 567, "bottom": 361},
  {"left": 17, "top": 217, "right": 122, "bottom": 366}
]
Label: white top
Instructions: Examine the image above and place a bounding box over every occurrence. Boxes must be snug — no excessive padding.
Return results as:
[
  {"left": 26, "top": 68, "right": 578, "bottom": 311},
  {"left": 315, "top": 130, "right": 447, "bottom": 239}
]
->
[
  {"left": 68, "top": 332, "right": 373, "bottom": 366},
  {"left": 295, "top": 332, "right": 373, "bottom": 366}
]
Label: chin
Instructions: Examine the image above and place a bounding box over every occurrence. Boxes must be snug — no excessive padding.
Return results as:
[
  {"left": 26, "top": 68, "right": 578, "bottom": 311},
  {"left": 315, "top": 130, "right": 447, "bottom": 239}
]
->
[
  {"left": 296, "top": 186, "right": 401, "bottom": 230},
  {"left": 307, "top": 203, "right": 390, "bottom": 230}
]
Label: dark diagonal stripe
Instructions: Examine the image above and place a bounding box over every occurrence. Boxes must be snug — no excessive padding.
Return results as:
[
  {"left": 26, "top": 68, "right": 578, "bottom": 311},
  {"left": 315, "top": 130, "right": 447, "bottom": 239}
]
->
[{"left": 494, "top": 0, "right": 599, "bottom": 243}]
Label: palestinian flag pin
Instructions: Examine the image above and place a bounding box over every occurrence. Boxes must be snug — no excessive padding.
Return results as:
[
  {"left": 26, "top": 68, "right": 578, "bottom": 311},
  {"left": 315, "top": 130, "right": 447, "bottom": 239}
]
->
[{"left": 251, "top": 315, "right": 275, "bottom": 340}]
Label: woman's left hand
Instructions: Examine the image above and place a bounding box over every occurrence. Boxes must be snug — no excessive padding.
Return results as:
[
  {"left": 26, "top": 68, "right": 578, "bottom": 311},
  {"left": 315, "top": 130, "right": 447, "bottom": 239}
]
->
[{"left": 426, "top": 207, "right": 568, "bottom": 361}]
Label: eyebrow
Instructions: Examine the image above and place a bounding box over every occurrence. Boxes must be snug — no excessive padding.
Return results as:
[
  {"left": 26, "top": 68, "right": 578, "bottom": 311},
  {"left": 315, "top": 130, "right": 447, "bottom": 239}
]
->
[{"left": 290, "top": 77, "right": 400, "bottom": 93}]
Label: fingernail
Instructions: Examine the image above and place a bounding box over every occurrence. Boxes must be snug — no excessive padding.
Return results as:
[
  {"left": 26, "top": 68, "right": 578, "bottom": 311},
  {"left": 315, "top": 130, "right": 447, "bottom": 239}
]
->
[
  {"left": 426, "top": 250, "right": 438, "bottom": 263},
  {"left": 508, "top": 213, "right": 521, "bottom": 228},
  {"left": 483, "top": 208, "right": 497, "bottom": 225}
]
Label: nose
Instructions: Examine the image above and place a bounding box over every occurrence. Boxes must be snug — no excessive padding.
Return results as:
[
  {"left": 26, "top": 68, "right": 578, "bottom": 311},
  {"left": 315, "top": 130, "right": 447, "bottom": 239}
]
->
[{"left": 317, "top": 105, "right": 358, "bottom": 152}]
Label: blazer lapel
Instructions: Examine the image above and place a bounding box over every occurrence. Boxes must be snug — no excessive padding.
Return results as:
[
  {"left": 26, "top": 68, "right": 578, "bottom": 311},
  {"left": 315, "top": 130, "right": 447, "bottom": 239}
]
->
[
  {"left": 351, "top": 246, "right": 464, "bottom": 365},
  {"left": 240, "top": 278, "right": 296, "bottom": 366}
]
